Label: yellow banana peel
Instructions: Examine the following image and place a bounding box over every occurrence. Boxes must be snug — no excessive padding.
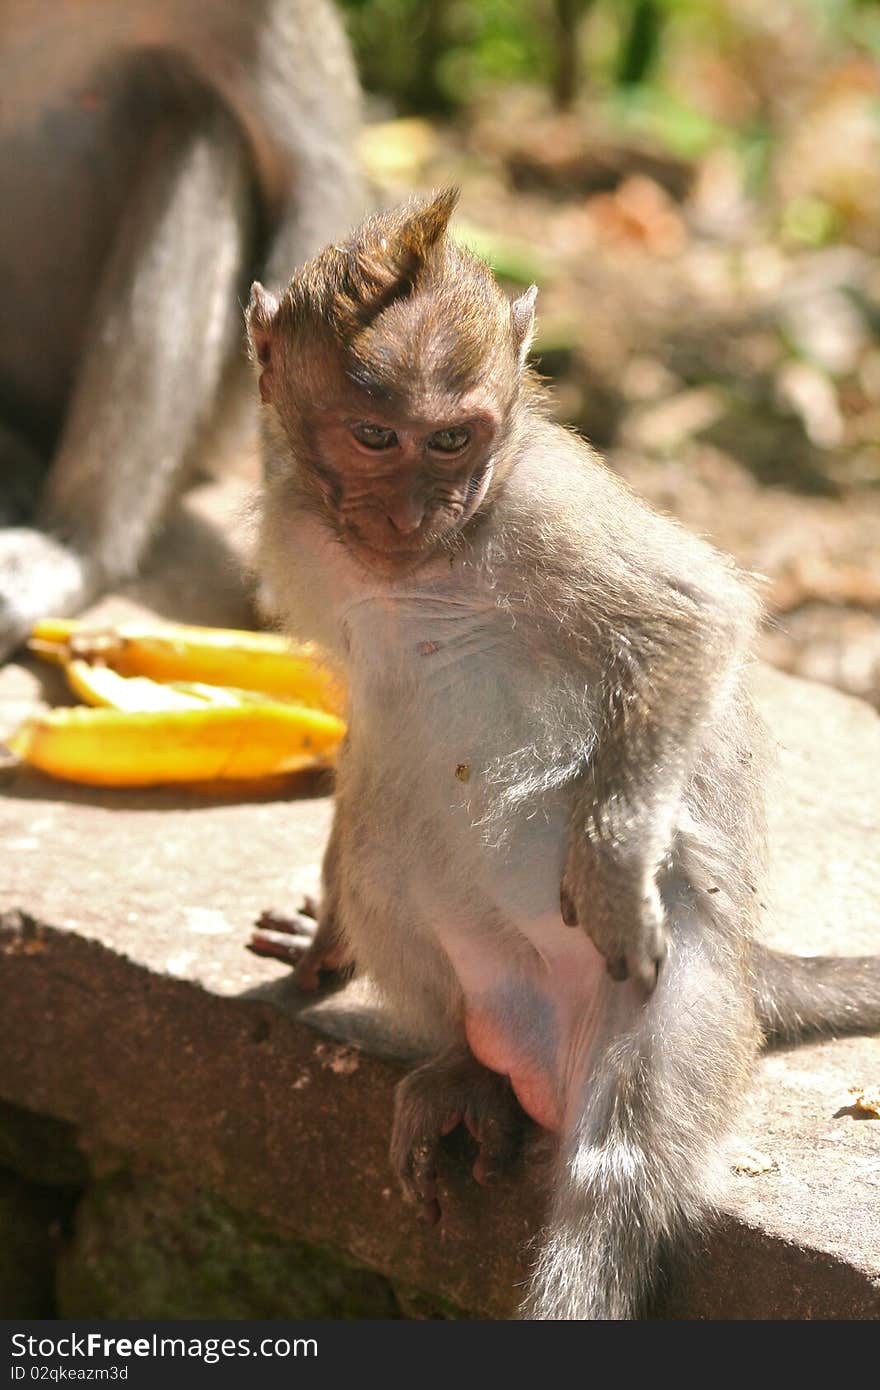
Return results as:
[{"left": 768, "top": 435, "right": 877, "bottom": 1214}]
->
[
  {"left": 8, "top": 702, "right": 346, "bottom": 787},
  {"left": 64, "top": 659, "right": 210, "bottom": 711},
  {"left": 10, "top": 616, "right": 348, "bottom": 789},
  {"left": 62, "top": 658, "right": 268, "bottom": 712},
  {"left": 30, "top": 617, "right": 346, "bottom": 716}
]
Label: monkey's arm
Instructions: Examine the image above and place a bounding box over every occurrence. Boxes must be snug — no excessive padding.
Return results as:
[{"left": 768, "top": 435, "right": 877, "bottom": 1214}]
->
[
  {"left": 186, "top": 0, "right": 362, "bottom": 288},
  {"left": 0, "top": 108, "right": 253, "bottom": 660},
  {"left": 561, "top": 540, "right": 759, "bottom": 990}
]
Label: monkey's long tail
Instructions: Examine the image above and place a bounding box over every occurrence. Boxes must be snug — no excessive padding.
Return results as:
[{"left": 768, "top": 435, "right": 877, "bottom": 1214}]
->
[
  {"left": 521, "top": 926, "right": 753, "bottom": 1319},
  {"left": 751, "top": 943, "right": 880, "bottom": 1045}
]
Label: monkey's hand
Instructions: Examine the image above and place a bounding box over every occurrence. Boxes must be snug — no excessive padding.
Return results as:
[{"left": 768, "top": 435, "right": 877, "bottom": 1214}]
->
[
  {"left": 560, "top": 839, "right": 668, "bottom": 993},
  {"left": 249, "top": 897, "right": 351, "bottom": 991},
  {"left": 0, "top": 528, "right": 99, "bottom": 663}
]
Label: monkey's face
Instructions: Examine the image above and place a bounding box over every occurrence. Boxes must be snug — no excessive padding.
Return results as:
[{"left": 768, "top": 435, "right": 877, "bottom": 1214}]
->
[
  {"left": 248, "top": 190, "right": 537, "bottom": 575},
  {"left": 305, "top": 392, "right": 501, "bottom": 571}
]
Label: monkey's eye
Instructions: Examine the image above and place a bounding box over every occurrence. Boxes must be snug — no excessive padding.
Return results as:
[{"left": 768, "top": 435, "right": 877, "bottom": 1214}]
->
[
  {"left": 352, "top": 422, "right": 398, "bottom": 450},
  {"left": 427, "top": 427, "right": 471, "bottom": 454}
]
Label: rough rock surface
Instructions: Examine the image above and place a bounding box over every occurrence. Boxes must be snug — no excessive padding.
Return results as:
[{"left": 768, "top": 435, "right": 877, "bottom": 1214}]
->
[
  {"left": 1, "top": 480, "right": 878, "bottom": 1318},
  {"left": 0, "top": 1167, "right": 72, "bottom": 1317},
  {"left": 57, "top": 1175, "right": 405, "bottom": 1320}
]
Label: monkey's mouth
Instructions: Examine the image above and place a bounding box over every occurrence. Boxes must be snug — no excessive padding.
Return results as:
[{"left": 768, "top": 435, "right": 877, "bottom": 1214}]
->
[
  {"left": 341, "top": 515, "right": 460, "bottom": 568},
  {"left": 342, "top": 529, "right": 442, "bottom": 570}
]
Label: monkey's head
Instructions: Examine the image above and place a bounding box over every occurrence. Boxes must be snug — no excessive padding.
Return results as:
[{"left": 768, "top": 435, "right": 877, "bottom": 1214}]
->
[{"left": 247, "top": 189, "right": 536, "bottom": 571}]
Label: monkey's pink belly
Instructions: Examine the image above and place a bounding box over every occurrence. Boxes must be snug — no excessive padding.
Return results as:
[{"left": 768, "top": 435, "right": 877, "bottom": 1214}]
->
[
  {"left": 440, "top": 922, "right": 607, "bottom": 1133},
  {"left": 465, "top": 1009, "right": 564, "bottom": 1131}
]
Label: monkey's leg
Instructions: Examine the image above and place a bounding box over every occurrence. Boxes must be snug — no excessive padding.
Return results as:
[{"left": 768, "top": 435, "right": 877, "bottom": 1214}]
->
[
  {"left": 523, "top": 889, "right": 757, "bottom": 1319},
  {"left": 392, "top": 1048, "right": 526, "bottom": 1225},
  {"left": 0, "top": 104, "right": 253, "bottom": 660}
]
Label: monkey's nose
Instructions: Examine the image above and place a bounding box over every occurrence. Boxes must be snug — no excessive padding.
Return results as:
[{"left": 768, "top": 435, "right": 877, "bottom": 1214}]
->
[{"left": 386, "top": 498, "right": 425, "bottom": 533}]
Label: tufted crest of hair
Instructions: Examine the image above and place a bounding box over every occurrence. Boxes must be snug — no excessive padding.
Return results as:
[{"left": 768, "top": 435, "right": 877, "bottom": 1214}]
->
[{"left": 273, "top": 188, "right": 518, "bottom": 402}]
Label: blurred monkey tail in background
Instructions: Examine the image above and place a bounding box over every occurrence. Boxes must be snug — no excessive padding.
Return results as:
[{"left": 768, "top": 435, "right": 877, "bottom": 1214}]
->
[{"left": 0, "top": 0, "right": 362, "bottom": 658}]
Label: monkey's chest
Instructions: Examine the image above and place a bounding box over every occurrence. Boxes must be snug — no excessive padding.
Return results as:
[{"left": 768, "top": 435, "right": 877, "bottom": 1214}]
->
[{"left": 343, "top": 588, "right": 569, "bottom": 904}]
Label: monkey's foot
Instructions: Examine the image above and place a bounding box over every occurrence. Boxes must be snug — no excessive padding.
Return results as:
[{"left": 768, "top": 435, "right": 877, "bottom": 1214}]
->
[
  {"left": 249, "top": 900, "right": 350, "bottom": 991},
  {"left": 392, "top": 1051, "right": 524, "bottom": 1225},
  {"left": 0, "top": 528, "right": 98, "bottom": 662}
]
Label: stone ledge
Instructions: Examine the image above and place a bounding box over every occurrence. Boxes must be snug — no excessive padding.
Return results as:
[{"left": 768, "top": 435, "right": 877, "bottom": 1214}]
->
[
  {"left": 0, "top": 892, "right": 878, "bottom": 1318},
  {"left": 1, "top": 482, "right": 879, "bottom": 1318},
  {"left": 2, "top": 663, "right": 880, "bottom": 1316},
  {"left": 0, "top": 911, "right": 541, "bottom": 1317}
]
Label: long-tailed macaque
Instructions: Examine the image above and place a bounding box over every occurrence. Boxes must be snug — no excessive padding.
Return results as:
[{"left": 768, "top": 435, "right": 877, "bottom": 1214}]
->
[
  {"left": 0, "top": 0, "right": 361, "bottom": 659},
  {"left": 248, "top": 191, "right": 880, "bottom": 1319}
]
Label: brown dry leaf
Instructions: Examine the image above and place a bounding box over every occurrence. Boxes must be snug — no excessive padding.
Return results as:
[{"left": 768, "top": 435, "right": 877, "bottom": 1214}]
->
[
  {"left": 588, "top": 176, "right": 687, "bottom": 257},
  {"left": 847, "top": 1085, "right": 880, "bottom": 1117},
  {"left": 769, "top": 556, "right": 880, "bottom": 615}
]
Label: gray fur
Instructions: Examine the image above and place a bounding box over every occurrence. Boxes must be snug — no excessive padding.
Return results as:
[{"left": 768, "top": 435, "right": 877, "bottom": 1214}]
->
[
  {"left": 0, "top": 0, "right": 362, "bottom": 658},
  {"left": 752, "top": 943, "right": 880, "bottom": 1043},
  {"left": 252, "top": 199, "right": 880, "bottom": 1319}
]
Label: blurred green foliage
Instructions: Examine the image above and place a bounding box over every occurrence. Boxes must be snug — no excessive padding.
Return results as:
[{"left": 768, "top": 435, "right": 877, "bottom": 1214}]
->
[
  {"left": 340, "top": 0, "right": 880, "bottom": 154},
  {"left": 341, "top": 0, "right": 556, "bottom": 113}
]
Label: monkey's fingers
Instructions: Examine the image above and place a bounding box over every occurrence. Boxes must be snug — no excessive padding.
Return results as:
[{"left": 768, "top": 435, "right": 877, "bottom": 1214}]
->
[
  {"left": 615, "top": 896, "right": 668, "bottom": 992},
  {"left": 392, "top": 1074, "right": 465, "bottom": 1223},
  {"left": 406, "top": 1138, "right": 443, "bottom": 1225},
  {"left": 255, "top": 908, "right": 318, "bottom": 938},
  {"left": 560, "top": 884, "right": 578, "bottom": 927},
  {"left": 600, "top": 910, "right": 668, "bottom": 992},
  {"left": 249, "top": 908, "right": 350, "bottom": 990},
  {"left": 248, "top": 909, "right": 316, "bottom": 965},
  {"left": 393, "top": 1120, "right": 462, "bottom": 1226},
  {"left": 601, "top": 922, "right": 667, "bottom": 991},
  {"left": 293, "top": 939, "right": 345, "bottom": 992},
  {"left": 247, "top": 930, "right": 345, "bottom": 989},
  {"left": 465, "top": 1103, "right": 522, "bottom": 1186},
  {"left": 562, "top": 863, "right": 668, "bottom": 993},
  {"left": 393, "top": 1055, "right": 521, "bottom": 1221}
]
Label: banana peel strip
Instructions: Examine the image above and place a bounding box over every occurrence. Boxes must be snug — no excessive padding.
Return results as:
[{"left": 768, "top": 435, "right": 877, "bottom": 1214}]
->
[
  {"left": 9, "top": 703, "right": 345, "bottom": 787},
  {"left": 65, "top": 660, "right": 212, "bottom": 711},
  {"left": 29, "top": 617, "right": 345, "bottom": 716}
]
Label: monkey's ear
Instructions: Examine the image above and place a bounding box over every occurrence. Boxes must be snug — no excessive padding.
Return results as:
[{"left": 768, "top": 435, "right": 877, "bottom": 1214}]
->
[
  {"left": 247, "top": 282, "right": 280, "bottom": 403},
  {"left": 511, "top": 285, "right": 538, "bottom": 367}
]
